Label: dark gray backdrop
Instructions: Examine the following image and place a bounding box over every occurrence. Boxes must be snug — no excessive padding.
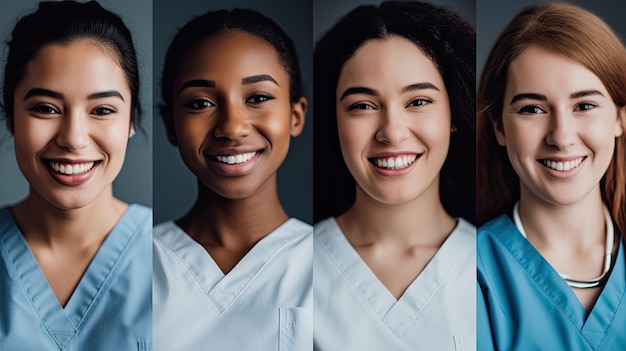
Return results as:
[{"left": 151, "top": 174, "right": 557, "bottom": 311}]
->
[
  {"left": 0, "top": 0, "right": 153, "bottom": 208},
  {"left": 153, "top": 0, "right": 313, "bottom": 224},
  {"left": 477, "top": 0, "right": 626, "bottom": 79}
]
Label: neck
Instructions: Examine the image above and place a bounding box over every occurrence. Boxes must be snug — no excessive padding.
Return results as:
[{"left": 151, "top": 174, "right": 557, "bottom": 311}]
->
[
  {"left": 518, "top": 184, "right": 606, "bottom": 250},
  {"left": 179, "top": 176, "right": 288, "bottom": 249},
  {"left": 337, "top": 182, "right": 455, "bottom": 247},
  {"left": 12, "top": 186, "right": 126, "bottom": 250}
]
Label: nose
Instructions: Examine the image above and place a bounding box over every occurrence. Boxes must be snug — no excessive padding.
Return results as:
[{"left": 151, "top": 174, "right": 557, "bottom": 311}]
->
[
  {"left": 545, "top": 108, "right": 576, "bottom": 150},
  {"left": 375, "top": 107, "right": 409, "bottom": 145},
  {"left": 55, "top": 111, "right": 89, "bottom": 152},
  {"left": 213, "top": 102, "right": 252, "bottom": 140}
]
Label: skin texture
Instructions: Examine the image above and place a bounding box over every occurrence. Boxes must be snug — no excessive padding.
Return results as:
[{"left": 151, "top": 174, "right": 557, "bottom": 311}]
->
[
  {"left": 9, "top": 39, "right": 133, "bottom": 306},
  {"left": 495, "top": 45, "right": 625, "bottom": 311},
  {"left": 168, "top": 31, "right": 306, "bottom": 274},
  {"left": 334, "top": 37, "right": 456, "bottom": 299}
]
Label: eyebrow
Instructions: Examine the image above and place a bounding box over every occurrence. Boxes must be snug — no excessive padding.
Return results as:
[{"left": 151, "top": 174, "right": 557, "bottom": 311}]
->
[
  {"left": 510, "top": 93, "right": 547, "bottom": 104},
  {"left": 242, "top": 74, "right": 278, "bottom": 85},
  {"left": 402, "top": 82, "right": 440, "bottom": 93},
  {"left": 87, "top": 90, "right": 124, "bottom": 101},
  {"left": 23, "top": 88, "right": 63, "bottom": 101},
  {"left": 339, "top": 87, "right": 378, "bottom": 101},
  {"left": 570, "top": 90, "right": 604, "bottom": 99},
  {"left": 178, "top": 79, "right": 216, "bottom": 93}
]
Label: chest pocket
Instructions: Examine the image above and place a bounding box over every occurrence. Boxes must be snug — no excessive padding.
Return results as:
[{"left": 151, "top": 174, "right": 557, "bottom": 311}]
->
[
  {"left": 138, "top": 340, "right": 152, "bottom": 351},
  {"left": 279, "top": 307, "right": 312, "bottom": 351},
  {"left": 453, "top": 334, "right": 476, "bottom": 351}
]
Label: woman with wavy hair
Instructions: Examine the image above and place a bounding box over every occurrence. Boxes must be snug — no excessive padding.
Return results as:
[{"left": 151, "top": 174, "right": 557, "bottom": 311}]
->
[{"left": 314, "top": 1, "right": 476, "bottom": 349}]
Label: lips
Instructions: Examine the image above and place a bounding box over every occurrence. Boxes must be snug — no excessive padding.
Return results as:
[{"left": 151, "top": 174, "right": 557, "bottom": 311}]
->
[
  {"left": 539, "top": 157, "right": 585, "bottom": 172},
  {"left": 206, "top": 149, "right": 263, "bottom": 176},
  {"left": 43, "top": 159, "right": 101, "bottom": 186},
  {"left": 213, "top": 152, "right": 257, "bottom": 165},
  {"left": 48, "top": 160, "right": 97, "bottom": 175},
  {"left": 370, "top": 154, "right": 419, "bottom": 170}
]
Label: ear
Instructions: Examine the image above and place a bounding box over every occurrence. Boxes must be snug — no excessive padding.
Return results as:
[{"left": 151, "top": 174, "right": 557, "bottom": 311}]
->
[
  {"left": 161, "top": 108, "right": 178, "bottom": 146},
  {"left": 491, "top": 115, "right": 506, "bottom": 146},
  {"left": 615, "top": 105, "right": 625, "bottom": 138},
  {"left": 289, "top": 97, "right": 307, "bottom": 137},
  {"left": 128, "top": 122, "right": 136, "bottom": 138},
  {"left": 5, "top": 117, "right": 11, "bottom": 134}
]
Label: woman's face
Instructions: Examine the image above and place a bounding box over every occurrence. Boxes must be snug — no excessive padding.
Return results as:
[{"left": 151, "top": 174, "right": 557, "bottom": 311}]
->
[
  {"left": 170, "top": 31, "right": 305, "bottom": 200},
  {"left": 336, "top": 36, "right": 451, "bottom": 205},
  {"left": 12, "top": 40, "right": 133, "bottom": 210},
  {"left": 496, "top": 45, "right": 624, "bottom": 206}
]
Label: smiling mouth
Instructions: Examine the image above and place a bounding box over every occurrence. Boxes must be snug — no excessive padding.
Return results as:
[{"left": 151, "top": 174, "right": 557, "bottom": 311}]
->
[
  {"left": 45, "top": 160, "right": 100, "bottom": 175},
  {"left": 369, "top": 154, "right": 419, "bottom": 170},
  {"left": 540, "top": 157, "right": 585, "bottom": 172},
  {"left": 212, "top": 151, "right": 258, "bottom": 165}
]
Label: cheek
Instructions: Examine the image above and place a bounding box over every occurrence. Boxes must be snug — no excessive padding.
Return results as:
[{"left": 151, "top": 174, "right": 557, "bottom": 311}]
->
[
  {"left": 337, "top": 117, "right": 367, "bottom": 161},
  {"left": 174, "top": 117, "right": 210, "bottom": 151},
  {"left": 13, "top": 118, "right": 56, "bottom": 156},
  {"left": 259, "top": 110, "right": 291, "bottom": 143}
]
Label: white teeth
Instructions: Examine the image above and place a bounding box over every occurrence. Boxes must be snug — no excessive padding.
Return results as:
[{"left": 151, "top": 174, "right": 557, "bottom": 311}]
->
[
  {"left": 542, "top": 157, "right": 583, "bottom": 172},
  {"left": 374, "top": 154, "right": 418, "bottom": 170},
  {"left": 49, "top": 161, "right": 96, "bottom": 175},
  {"left": 215, "top": 152, "right": 256, "bottom": 165}
]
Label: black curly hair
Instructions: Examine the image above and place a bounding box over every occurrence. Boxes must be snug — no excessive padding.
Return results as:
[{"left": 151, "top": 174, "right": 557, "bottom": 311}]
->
[{"left": 313, "top": 0, "right": 476, "bottom": 223}]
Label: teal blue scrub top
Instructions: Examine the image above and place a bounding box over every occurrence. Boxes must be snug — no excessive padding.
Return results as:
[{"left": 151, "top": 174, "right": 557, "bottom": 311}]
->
[
  {"left": 0, "top": 204, "right": 152, "bottom": 350},
  {"left": 477, "top": 215, "right": 626, "bottom": 350}
]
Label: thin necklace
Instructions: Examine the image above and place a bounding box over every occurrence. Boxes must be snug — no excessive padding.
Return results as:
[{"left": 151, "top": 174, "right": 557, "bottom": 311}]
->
[{"left": 513, "top": 202, "right": 613, "bottom": 289}]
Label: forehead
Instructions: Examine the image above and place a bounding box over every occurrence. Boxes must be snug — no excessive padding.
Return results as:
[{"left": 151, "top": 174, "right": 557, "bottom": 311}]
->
[
  {"left": 337, "top": 36, "right": 444, "bottom": 92},
  {"left": 506, "top": 45, "right": 608, "bottom": 95},
  {"left": 18, "top": 40, "right": 129, "bottom": 95},
  {"left": 174, "top": 31, "right": 289, "bottom": 87}
]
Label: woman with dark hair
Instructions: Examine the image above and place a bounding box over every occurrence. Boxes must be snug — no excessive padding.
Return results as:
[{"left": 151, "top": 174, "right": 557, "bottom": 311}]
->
[
  {"left": 0, "top": 1, "right": 151, "bottom": 349},
  {"left": 313, "top": 1, "right": 476, "bottom": 349},
  {"left": 477, "top": 3, "right": 626, "bottom": 350},
  {"left": 153, "top": 8, "right": 311, "bottom": 350}
]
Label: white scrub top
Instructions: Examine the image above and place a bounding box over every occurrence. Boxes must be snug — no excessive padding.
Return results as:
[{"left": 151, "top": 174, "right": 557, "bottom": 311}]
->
[
  {"left": 153, "top": 218, "right": 313, "bottom": 351},
  {"left": 0, "top": 204, "right": 153, "bottom": 351},
  {"left": 313, "top": 217, "right": 476, "bottom": 351}
]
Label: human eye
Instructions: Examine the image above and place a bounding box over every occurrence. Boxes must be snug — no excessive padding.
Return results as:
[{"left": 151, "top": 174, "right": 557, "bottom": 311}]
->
[
  {"left": 347, "top": 102, "right": 376, "bottom": 111},
  {"left": 246, "top": 94, "right": 274, "bottom": 104},
  {"left": 406, "top": 98, "right": 432, "bottom": 108},
  {"left": 516, "top": 105, "right": 546, "bottom": 114},
  {"left": 27, "top": 103, "right": 60, "bottom": 115},
  {"left": 184, "top": 99, "right": 215, "bottom": 110},
  {"left": 91, "top": 106, "right": 117, "bottom": 116},
  {"left": 574, "top": 102, "right": 596, "bottom": 112}
]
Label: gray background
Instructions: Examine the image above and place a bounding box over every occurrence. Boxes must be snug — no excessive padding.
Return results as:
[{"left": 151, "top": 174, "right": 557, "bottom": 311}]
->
[
  {"left": 314, "top": 0, "right": 475, "bottom": 41},
  {"left": 0, "top": 0, "right": 153, "bottom": 208},
  {"left": 153, "top": 0, "right": 313, "bottom": 224},
  {"left": 477, "top": 0, "right": 626, "bottom": 79}
]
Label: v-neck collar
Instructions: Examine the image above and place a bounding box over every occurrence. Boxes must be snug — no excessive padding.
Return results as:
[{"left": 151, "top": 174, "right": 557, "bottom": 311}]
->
[
  {"left": 0, "top": 204, "right": 146, "bottom": 350},
  {"left": 315, "top": 217, "right": 474, "bottom": 337},
  {"left": 493, "top": 215, "right": 625, "bottom": 349},
  {"left": 156, "top": 218, "right": 309, "bottom": 313}
]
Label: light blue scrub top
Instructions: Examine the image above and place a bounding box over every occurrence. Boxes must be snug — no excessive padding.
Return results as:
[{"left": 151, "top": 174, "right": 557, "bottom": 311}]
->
[
  {"left": 477, "top": 215, "right": 626, "bottom": 350},
  {"left": 153, "top": 218, "right": 312, "bottom": 351},
  {"left": 314, "top": 217, "right": 476, "bottom": 351},
  {"left": 0, "top": 204, "right": 152, "bottom": 351}
]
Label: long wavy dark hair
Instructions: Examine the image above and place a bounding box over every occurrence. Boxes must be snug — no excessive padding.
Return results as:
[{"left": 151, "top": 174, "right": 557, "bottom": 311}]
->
[{"left": 313, "top": 0, "right": 476, "bottom": 224}]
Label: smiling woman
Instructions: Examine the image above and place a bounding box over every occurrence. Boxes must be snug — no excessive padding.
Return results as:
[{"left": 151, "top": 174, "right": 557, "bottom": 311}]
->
[
  {"left": 476, "top": 3, "right": 626, "bottom": 350},
  {"left": 152, "top": 7, "right": 311, "bottom": 351},
  {"left": 0, "top": 1, "right": 152, "bottom": 350},
  {"left": 313, "top": 1, "right": 476, "bottom": 350}
]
